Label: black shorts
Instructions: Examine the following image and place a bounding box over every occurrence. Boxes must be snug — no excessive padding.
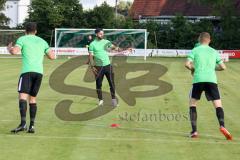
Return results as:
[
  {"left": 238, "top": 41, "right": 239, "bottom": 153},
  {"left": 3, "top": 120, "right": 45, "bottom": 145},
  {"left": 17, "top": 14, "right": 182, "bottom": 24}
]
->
[
  {"left": 190, "top": 82, "right": 221, "bottom": 101},
  {"left": 18, "top": 72, "right": 43, "bottom": 97}
]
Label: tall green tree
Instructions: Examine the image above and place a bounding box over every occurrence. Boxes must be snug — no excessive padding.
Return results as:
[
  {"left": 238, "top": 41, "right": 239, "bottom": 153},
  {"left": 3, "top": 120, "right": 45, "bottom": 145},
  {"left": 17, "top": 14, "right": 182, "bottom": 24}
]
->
[
  {"left": 84, "top": 2, "right": 134, "bottom": 29},
  {"left": 26, "top": 0, "right": 85, "bottom": 44},
  {"left": 84, "top": 2, "right": 115, "bottom": 28},
  {"left": 117, "top": 1, "right": 132, "bottom": 16}
]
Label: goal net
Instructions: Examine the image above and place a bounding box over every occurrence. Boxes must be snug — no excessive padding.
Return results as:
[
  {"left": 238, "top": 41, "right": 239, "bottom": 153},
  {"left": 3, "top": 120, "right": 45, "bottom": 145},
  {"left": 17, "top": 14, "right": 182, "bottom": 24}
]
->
[{"left": 55, "top": 28, "right": 148, "bottom": 59}]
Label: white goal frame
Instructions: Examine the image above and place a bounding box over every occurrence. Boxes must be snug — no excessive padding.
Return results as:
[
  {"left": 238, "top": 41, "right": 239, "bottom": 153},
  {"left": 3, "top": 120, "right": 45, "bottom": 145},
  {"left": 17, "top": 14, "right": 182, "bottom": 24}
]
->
[{"left": 54, "top": 28, "right": 148, "bottom": 60}]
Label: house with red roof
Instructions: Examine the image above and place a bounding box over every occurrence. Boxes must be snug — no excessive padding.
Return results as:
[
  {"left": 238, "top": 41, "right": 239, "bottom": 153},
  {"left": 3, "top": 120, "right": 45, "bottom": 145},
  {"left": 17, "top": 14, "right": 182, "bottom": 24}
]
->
[{"left": 130, "top": 0, "right": 240, "bottom": 23}]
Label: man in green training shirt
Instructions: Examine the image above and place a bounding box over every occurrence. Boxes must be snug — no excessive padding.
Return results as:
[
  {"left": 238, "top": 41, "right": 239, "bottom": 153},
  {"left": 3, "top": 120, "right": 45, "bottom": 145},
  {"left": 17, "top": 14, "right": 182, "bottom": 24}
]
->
[
  {"left": 88, "top": 28, "right": 132, "bottom": 107},
  {"left": 7, "top": 22, "right": 55, "bottom": 133},
  {"left": 185, "top": 32, "right": 232, "bottom": 140}
]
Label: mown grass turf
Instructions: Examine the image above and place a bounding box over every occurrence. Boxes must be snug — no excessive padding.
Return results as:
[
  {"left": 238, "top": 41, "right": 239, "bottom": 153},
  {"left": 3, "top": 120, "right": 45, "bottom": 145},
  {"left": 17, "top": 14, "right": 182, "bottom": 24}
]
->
[{"left": 0, "top": 57, "right": 239, "bottom": 160}]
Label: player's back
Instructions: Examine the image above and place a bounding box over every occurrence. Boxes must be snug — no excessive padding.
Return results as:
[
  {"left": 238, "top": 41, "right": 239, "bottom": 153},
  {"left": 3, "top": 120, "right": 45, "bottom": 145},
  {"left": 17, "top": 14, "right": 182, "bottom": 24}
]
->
[
  {"left": 16, "top": 35, "right": 49, "bottom": 74},
  {"left": 190, "top": 45, "right": 221, "bottom": 83}
]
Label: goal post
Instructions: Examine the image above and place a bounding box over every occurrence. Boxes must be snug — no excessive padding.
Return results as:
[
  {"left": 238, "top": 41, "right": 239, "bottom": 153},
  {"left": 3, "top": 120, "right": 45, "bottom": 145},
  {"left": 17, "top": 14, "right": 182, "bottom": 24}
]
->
[{"left": 54, "top": 28, "right": 148, "bottom": 60}]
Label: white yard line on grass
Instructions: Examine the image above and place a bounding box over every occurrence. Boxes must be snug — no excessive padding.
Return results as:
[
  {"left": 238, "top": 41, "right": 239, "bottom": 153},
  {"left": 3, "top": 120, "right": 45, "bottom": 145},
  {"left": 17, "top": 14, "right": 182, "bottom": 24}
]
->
[{"left": 1, "top": 119, "right": 239, "bottom": 141}]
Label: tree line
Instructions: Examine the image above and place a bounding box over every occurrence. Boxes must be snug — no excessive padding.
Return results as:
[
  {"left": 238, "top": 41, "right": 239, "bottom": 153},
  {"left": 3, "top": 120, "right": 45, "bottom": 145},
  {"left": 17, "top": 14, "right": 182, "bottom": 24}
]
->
[{"left": 0, "top": 0, "right": 239, "bottom": 49}]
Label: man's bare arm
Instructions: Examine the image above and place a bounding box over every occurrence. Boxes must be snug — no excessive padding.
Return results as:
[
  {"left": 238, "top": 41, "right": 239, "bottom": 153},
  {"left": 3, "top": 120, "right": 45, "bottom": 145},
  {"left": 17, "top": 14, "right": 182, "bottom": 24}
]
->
[
  {"left": 215, "top": 63, "right": 226, "bottom": 71},
  {"left": 7, "top": 42, "right": 21, "bottom": 55},
  {"left": 185, "top": 60, "right": 194, "bottom": 71},
  {"left": 87, "top": 52, "right": 97, "bottom": 75},
  {"left": 87, "top": 53, "right": 95, "bottom": 65},
  {"left": 111, "top": 44, "right": 132, "bottom": 52},
  {"left": 46, "top": 49, "right": 55, "bottom": 60},
  {"left": 185, "top": 60, "right": 195, "bottom": 76}
]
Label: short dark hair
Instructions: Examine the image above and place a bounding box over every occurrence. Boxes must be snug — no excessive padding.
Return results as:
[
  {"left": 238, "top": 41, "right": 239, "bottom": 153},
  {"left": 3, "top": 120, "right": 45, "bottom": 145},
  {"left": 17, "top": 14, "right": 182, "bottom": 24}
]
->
[
  {"left": 25, "top": 22, "right": 37, "bottom": 33},
  {"left": 199, "top": 32, "right": 211, "bottom": 42},
  {"left": 95, "top": 28, "right": 103, "bottom": 34}
]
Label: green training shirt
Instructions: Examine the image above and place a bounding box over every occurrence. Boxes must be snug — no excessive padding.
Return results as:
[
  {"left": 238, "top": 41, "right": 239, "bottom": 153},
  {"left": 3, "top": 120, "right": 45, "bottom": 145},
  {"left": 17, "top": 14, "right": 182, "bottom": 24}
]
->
[
  {"left": 194, "top": 42, "right": 201, "bottom": 48},
  {"left": 89, "top": 39, "right": 113, "bottom": 66},
  {"left": 187, "top": 45, "right": 223, "bottom": 84},
  {"left": 16, "top": 35, "right": 50, "bottom": 74}
]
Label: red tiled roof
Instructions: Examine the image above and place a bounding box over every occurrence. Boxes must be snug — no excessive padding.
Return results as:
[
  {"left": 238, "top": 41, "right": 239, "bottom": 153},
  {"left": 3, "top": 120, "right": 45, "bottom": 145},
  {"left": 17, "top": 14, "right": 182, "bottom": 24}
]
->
[{"left": 130, "top": 0, "right": 240, "bottom": 19}]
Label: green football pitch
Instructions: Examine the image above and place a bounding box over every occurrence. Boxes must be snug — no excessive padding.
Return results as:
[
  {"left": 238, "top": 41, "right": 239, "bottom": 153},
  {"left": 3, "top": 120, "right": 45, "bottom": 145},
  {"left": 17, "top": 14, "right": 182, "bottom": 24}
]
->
[{"left": 0, "top": 57, "right": 239, "bottom": 160}]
